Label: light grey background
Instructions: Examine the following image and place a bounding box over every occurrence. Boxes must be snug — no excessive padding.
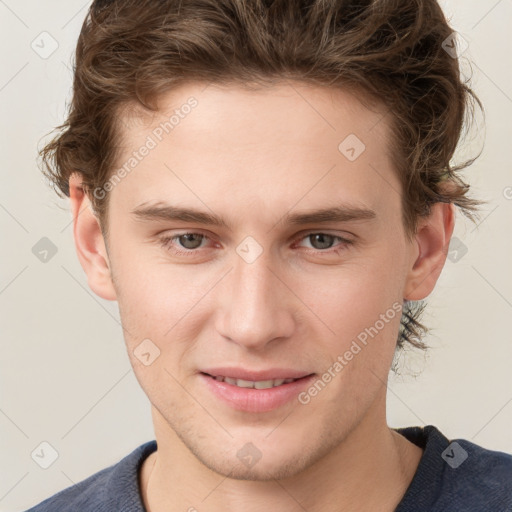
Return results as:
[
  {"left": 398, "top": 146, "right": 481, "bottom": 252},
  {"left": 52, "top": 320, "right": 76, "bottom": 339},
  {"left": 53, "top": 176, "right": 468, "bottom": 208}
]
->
[{"left": 1, "top": 1, "right": 511, "bottom": 510}]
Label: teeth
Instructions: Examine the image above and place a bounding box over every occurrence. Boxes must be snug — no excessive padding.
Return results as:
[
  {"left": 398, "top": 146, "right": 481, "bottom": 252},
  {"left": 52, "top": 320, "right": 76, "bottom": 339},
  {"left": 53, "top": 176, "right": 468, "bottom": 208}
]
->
[
  {"left": 213, "top": 376, "right": 297, "bottom": 388},
  {"left": 236, "top": 378, "right": 255, "bottom": 388},
  {"left": 254, "top": 380, "right": 277, "bottom": 389}
]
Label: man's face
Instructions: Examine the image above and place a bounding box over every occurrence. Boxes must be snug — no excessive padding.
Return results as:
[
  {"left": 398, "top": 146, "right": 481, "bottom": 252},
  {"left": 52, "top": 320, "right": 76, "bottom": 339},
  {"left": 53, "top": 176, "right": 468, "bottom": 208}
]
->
[{"left": 104, "top": 81, "right": 416, "bottom": 479}]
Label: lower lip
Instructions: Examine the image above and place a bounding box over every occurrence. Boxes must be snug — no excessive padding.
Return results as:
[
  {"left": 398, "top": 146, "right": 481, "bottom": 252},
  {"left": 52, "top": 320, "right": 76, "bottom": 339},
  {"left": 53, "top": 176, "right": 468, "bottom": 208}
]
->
[{"left": 199, "top": 373, "right": 316, "bottom": 413}]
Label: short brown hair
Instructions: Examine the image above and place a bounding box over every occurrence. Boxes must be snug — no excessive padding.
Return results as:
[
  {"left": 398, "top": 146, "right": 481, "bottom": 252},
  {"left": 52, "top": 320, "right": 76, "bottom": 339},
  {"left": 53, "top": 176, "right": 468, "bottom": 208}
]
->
[{"left": 39, "top": 0, "right": 484, "bottom": 354}]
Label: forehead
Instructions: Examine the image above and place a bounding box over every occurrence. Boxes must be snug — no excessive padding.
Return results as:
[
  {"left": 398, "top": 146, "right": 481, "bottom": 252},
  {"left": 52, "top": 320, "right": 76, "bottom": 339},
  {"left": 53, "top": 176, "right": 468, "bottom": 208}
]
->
[
  {"left": 110, "top": 81, "right": 400, "bottom": 227},
  {"left": 120, "top": 80, "right": 389, "bottom": 147}
]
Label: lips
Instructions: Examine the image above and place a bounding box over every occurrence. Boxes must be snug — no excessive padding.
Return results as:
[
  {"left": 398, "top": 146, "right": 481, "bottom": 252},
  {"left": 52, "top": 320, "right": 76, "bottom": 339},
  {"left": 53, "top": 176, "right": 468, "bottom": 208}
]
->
[
  {"left": 199, "top": 370, "right": 317, "bottom": 412},
  {"left": 205, "top": 375, "right": 300, "bottom": 389},
  {"left": 200, "top": 367, "right": 312, "bottom": 382}
]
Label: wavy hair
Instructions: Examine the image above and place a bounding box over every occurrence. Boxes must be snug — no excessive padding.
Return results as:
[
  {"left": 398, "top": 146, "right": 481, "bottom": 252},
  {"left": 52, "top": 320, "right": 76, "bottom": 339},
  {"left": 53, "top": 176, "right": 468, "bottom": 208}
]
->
[{"left": 38, "top": 0, "right": 485, "bottom": 352}]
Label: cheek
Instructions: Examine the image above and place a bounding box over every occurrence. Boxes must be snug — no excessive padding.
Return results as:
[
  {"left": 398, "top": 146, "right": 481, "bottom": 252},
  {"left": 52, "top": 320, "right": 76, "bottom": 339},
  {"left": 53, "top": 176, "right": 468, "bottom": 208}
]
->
[
  {"left": 299, "top": 260, "right": 404, "bottom": 412},
  {"left": 112, "top": 255, "right": 217, "bottom": 380},
  {"left": 302, "top": 255, "right": 402, "bottom": 339},
  {"left": 112, "top": 230, "right": 405, "bottom": 349},
  {"left": 110, "top": 238, "right": 209, "bottom": 321},
  {"left": 300, "top": 256, "right": 406, "bottom": 393}
]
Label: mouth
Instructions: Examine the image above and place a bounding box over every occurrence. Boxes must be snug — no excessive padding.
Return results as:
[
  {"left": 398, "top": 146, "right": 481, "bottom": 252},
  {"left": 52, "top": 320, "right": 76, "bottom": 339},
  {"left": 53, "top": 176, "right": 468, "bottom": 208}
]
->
[
  {"left": 198, "top": 369, "right": 316, "bottom": 413},
  {"left": 200, "top": 372, "right": 307, "bottom": 389}
]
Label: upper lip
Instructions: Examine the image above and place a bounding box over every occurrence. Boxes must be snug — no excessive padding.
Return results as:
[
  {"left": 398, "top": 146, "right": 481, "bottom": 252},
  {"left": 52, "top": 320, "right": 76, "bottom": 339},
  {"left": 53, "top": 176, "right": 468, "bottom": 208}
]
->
[{"left": 201, "top": 367, "right": 314, "bottom": 381}]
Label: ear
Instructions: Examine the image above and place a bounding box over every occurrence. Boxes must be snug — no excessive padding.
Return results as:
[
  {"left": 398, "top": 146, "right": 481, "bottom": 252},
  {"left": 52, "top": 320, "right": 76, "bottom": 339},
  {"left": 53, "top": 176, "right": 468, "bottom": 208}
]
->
[
  {"left": 403, "top": 202, "right": 455, "bottom": 301},
  {"left": 69, "top": 173, "right": 117, "bottom": 301}
]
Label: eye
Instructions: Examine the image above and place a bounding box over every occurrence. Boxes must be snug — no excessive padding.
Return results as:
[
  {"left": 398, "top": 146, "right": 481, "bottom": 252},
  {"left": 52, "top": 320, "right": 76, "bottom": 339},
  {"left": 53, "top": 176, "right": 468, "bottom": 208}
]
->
[
  {"left": 158, "top": 232, "right": 210, "bottom": 256},
  {"left": 295, "top": 232, "right": 354, "bottom": 253},
  {"left": 157, "top": 231, "right": 354, "bottom": 258}
]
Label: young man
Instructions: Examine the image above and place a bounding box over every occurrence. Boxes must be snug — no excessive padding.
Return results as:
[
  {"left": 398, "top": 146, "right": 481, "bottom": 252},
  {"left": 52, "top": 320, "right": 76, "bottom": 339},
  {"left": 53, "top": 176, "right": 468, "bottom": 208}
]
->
[{"left": 28, "top": 0, "right": 511, "bottom": 510}]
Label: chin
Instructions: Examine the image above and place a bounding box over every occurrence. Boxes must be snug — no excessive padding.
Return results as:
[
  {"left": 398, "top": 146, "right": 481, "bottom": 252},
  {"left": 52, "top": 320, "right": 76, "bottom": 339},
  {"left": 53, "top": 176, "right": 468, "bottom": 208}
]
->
[
  {"left": 187, "top": 436, "right": 329, "bottom": 482},
  {"left": 204, "top": 453, "right": 312, "bottom": 481}
]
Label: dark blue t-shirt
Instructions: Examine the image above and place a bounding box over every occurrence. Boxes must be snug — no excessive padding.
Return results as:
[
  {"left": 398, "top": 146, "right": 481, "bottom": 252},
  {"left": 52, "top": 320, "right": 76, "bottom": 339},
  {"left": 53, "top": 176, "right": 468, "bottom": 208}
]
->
[{"left": 24, "top": 425, "right": 512, "bottom": 511}]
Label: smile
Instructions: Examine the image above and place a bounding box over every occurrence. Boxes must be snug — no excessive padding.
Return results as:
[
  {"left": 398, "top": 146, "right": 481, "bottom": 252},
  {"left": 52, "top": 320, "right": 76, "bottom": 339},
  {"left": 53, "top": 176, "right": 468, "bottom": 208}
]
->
[
  {"left": 199, "top": 371, "right": 316, "bottom": 412},
  {"left": 205, "top": 374, "right": 300, "bottom": 389}
]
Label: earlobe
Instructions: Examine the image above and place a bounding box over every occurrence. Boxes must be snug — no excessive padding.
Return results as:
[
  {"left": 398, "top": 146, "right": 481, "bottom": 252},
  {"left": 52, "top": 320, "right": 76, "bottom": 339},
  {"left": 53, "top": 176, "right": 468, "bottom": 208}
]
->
[
  {"left": 69, "top": 173, "right": 117, "bottom": 301},
  {"left": 403, "top": 202, "right": 455, "bottom": 301}
]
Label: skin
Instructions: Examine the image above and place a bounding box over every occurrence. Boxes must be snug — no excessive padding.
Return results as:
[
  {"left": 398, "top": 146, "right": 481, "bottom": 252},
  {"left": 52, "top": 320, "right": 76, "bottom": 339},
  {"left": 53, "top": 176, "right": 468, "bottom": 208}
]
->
[{"left": 69, "top": 81, "right": 454, "bottom": 511}]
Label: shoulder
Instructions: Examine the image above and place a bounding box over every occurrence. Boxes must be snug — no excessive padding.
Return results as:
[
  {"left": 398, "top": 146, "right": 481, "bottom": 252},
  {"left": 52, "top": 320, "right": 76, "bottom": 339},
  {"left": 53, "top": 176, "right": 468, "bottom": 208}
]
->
[
  {"left": 448, "top": 436, "right": 512, "bottom": 501},
  {"left": 24, "top": 440, "right": 157, "bottom": 512},
  {"left": 395, "top": 425, "right": 512, "bottom": 511}
]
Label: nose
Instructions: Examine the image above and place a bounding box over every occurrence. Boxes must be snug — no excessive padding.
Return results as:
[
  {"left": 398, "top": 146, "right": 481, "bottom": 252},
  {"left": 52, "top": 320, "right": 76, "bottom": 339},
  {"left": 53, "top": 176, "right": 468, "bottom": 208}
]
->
[{"left": 215, "top": 248, "right": 295, "bottom": 351}]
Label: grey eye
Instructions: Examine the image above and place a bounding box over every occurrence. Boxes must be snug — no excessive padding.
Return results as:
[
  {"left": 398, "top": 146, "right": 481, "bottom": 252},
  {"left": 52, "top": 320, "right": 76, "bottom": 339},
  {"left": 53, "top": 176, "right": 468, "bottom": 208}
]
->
[
  {"left": 306, "top": 233, "right": 336, "bottom": 250},
  {"left": 178, "top": 233, "right": 204, "bottom": 249}
]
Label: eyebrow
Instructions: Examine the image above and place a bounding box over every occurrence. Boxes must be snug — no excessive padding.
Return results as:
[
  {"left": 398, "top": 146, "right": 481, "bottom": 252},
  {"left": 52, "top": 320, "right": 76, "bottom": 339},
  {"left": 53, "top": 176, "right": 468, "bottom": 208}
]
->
[{"left": 130, "top": 202, "right": 377, "bottom": 228}]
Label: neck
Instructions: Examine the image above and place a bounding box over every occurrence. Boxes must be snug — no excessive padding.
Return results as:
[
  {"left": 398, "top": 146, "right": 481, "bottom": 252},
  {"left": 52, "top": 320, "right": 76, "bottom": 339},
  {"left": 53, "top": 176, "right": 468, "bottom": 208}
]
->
[{"left": 140, "top": 394, "right": 423, "bottom": 512}]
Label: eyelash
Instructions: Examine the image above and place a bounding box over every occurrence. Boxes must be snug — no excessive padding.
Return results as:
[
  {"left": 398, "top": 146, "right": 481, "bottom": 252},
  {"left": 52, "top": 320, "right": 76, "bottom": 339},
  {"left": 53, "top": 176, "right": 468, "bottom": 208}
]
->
[{"left": 157, "top": 231, "right": 354, "bottom": 257}]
